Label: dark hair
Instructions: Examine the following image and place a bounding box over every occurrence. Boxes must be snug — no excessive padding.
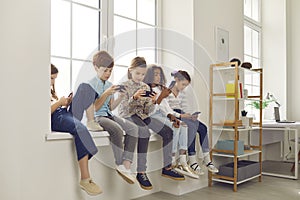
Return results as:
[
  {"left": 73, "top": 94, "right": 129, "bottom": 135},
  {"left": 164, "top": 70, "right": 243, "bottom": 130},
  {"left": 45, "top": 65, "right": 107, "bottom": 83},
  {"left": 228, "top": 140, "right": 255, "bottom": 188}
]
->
[
  {"left": 171, "top": 70, "right": 191, "bottom": 83},
  {"left": 51, "top": 64, "right": 59, "bottom": 100},
  {"left": 230, "top": 58, "right": 241, "bottom": 67},
  {"left": 128, "top": 56, "right": 147, "bottom": 79},
  {"left": 51, "top": 63, "right": 58, "bottom": 75},
  {"left": 143, "top": 64, "right": 166, "bottom": 87},
  {"left": 93, "top": 50, "right": 114, "bottom": 68}
]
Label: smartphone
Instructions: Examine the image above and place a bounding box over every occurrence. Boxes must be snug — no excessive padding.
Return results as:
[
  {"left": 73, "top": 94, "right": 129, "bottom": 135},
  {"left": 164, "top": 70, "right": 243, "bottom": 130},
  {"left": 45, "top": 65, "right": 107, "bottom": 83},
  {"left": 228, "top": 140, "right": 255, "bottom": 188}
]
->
[
  {"left": 68, "top": 92, "right": 73, "bottom": 97},
  {"left": 141, "top": 90, "right": 156, "bottom": 97},
  {"left": 117, "top": 85, "right": 126, "bottom": 91},
  {"left": 168, "top": 81, "right": 176, "bottom": 89},
  {"left": 192, "top": 111, "right": 201, "bottom": 115}
]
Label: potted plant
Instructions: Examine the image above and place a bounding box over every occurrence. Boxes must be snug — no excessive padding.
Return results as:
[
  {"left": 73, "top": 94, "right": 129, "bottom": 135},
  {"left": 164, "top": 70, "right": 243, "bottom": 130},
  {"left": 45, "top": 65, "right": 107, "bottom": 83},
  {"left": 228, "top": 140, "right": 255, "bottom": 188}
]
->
[{"left": 246, "top": 99, "right": 274, "bottom": 121}]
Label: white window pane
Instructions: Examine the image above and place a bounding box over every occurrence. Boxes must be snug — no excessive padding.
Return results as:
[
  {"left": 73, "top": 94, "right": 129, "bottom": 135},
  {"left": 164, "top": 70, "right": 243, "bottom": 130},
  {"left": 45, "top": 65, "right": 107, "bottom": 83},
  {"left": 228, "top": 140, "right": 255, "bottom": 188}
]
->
[
  {"left": 252, "top": 58, "right": 259, "bottom": 69},
  {"left": 137, "top": 0, "right": 156, "bottom": 25},
  {"left": 73, "top": 0, "right": 100, "bottom": 9},
  {"left": 72, "top": 60, "right": 95, "bottom": 90},
  {"left": 73, "top": 5, "right": 100, "bottom": 60},
  {"left": 244, "top": 0, "right": 251, "bottom": 18},
  {"left": 113, "top": 65, "right": 128, "bottom": 84},
  {"left": 114, "top": 16, "right": 136, "bottom": 36},
  {"left": 114, "top": 0, "right": 136, "bottom": 20},
  {"left": 252, "top": 86, "right": 260, "bottom": 96},
  {"left": 51, "top": 0, "right": 70, "bottom": 57},
  {"left": 115, "top": 51, "right": 136, "bottom": 67},
  {"left": 137, "top": 24, "right": 156, "bottom": 61},
  {"left": 244, "top": 55, "right": 252, "bottom": 63},
  {"left": 245, "top": 73, "right": 252, "bottom": 85},
  {"left": 252, "top": 29, "right": 259, "bottom": 58},
  {"left": 137, "top": 49, "right": 155, "bottom": 64},
  {"left": 252, "top": 0, "right": 259, "bottom": 22},
  {"left": 244, "top": 26, "right": 252, "bottom": 55},
  {"left": 51, "top": 58, "right": 71, "bottom": 97}
]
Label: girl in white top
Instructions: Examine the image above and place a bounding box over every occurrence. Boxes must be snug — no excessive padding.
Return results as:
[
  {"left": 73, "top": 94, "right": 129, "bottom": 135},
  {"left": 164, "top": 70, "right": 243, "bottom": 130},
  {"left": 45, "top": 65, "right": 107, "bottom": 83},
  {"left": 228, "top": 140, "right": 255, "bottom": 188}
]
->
[
  {"left": 143, "top": 65, "right": 199, "bottom": 179},
  {"left": 167, "top": 70, "right": 219, "bottom": 174}
]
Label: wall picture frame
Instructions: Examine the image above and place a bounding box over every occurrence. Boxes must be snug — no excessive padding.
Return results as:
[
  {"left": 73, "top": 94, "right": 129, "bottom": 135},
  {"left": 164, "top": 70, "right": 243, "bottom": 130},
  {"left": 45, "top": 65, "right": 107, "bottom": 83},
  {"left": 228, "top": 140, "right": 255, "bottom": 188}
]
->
[{"left": 215, "top": 27, "right": 229, "bottom": 62}]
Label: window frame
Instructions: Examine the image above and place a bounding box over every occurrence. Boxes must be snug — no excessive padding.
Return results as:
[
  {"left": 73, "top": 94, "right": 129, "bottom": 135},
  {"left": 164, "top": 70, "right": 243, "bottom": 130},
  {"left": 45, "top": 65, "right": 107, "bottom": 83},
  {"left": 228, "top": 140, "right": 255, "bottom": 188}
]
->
[
  {"left": 51, "top": 0, "right": 160, "bottom": 93},
  {"left": 243, "top": 0, "right": 262, "bottom": 120}
]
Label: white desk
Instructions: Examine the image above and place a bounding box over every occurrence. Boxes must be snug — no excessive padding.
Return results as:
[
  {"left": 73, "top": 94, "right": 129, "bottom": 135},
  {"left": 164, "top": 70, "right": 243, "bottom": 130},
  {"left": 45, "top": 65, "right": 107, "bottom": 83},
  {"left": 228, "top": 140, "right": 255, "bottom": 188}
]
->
[{"left": 261, "top": 121, "right": 299, "bottom": 179}]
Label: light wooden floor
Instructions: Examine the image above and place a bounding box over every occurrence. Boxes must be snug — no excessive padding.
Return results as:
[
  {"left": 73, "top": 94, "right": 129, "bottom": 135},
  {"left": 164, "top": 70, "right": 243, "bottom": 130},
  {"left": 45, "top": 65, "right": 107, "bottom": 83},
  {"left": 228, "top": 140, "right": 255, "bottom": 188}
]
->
[{"left": 133, "top": 175, "right": 300, "bottom": 200}]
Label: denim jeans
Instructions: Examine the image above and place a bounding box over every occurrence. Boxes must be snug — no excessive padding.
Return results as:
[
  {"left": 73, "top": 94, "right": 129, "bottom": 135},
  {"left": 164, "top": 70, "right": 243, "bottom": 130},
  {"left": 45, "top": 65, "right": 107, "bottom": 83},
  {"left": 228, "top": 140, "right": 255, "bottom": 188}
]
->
[
  {"left": 181, "top": 118, "right": 209, "bottom": 156},
  {"left": 95, "top": 115, "right": 138, "bottom": 165},
  {"left": 126, "top": 114, "right": 173, "bottom": 172},
  {"left": 151, "top": 111, "right": 188, "bottom": 154},
  {"left": 69, "top": 83, "right": 98, "bottom": 121},
  {"left": 51, "top": 108, "right": 98, "bottom": 161}
]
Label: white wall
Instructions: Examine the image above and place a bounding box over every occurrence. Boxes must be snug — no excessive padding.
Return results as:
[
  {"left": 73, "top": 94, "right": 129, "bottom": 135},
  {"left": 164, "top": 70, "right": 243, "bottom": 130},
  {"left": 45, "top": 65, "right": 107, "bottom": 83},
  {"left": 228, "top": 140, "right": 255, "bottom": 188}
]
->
[
  {"left": 262, "top": 0, "right": 287, "bottom": 119},
  {"left": 194, "top": 0, "right": 244, "bottom": 62},
  {"left": 0, "top": 1, "right": 101, "bottom": 200},
  {"left": 1, "top": 0, "right": 51, "bottom": 199},
  {"left": 287, "top": 0, "right": 300, "bottom": 121},
  {"left": 193, "top": 0, "right": 244, "bottom": 124}
]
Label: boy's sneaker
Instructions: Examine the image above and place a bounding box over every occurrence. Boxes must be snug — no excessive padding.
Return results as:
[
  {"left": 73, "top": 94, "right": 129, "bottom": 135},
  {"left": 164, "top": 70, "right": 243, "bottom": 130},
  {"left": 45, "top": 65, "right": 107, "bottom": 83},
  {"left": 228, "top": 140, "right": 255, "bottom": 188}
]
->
[
  {"left": 161, "top": 167, "right": 185, "bottom": 180},
  {"left": 174, "top": 164, "right": 199, "bottom": 179},
  {"left": 189, "top": 162, "right": 205, "bottom": 176},
  {"left": 206, "top": 162, "right": 219, "bottom": 173},
  {"left": 87, "top": 120, "right": 104, "bottom": 131},
  {"left": 80, "top": 178, "right": 102, "bottom": 196},
  {"left": 116, "top": 165, "right": 135, "bottom": 184},
  {"left": 136, "top": 173, "right": 153, "bottom": 190}
]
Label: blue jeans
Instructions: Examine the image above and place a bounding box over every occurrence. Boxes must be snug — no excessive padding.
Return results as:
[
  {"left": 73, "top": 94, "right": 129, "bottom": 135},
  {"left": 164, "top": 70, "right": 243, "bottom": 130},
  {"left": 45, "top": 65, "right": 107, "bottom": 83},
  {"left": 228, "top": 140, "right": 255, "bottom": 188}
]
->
[
  {"left": 51, "top": 108, "right": 98, "bottom": 161},
  {"left": 181, "top": 118, "right": 209, "bottom": 155},
  {"left": 69, "top": 83, "right": 98, "bottom": 121},
  {"left": 151, "top": 111, "right": 188, "bottom": 153}
]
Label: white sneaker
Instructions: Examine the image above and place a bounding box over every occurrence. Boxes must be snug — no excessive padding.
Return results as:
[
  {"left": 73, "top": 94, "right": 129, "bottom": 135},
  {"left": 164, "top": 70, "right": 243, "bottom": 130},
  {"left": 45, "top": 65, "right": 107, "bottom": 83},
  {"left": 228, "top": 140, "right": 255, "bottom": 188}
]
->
[
  {"left": 189, "top": 162, "right": 205, "bottom": 176},
  {"left": 174, "top": 164, "right": 199, "bottom": 179},
  {"left": 206, "top": 162, "right": 219, "bottom": 173},
  {"left": 87, "top": 120, "right": 104, "bottom": 131},
  {"left": 116, "top": 165, "right": 135, "bottom": 184}
]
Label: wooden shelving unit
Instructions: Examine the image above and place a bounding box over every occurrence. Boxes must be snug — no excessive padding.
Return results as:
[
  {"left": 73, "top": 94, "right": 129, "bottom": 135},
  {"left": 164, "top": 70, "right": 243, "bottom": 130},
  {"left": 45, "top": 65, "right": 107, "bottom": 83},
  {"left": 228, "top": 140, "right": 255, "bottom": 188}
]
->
[{"left": 208, "top": 61, "right": 263, "bottom": 192}]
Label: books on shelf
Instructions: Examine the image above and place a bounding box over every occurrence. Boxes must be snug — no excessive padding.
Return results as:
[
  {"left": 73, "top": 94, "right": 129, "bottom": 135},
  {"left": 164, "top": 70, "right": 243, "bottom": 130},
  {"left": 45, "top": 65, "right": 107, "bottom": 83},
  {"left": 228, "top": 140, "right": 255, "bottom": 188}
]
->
[{"left": 225, "top": 81, "right": 243, "bottom": 98}]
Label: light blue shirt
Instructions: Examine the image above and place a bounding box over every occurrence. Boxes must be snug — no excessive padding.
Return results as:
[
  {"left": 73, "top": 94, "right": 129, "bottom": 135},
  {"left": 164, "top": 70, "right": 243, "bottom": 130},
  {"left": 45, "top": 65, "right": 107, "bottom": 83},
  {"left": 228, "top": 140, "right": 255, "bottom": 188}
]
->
[{"left": 88, "top": 76, "right": 113, "bottom": 117}]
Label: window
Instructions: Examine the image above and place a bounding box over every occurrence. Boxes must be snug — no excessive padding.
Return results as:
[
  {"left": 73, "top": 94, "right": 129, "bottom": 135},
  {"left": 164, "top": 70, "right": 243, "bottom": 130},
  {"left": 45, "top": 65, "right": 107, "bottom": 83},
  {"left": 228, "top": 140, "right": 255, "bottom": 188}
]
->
[
  {"left": 51, "top": 0, "right": 158, "bottom": 95},
  {"left": 112, "top": 0, "right": 158, "bottom": 83},
  {"left": 244, "top": 0, "right": 262, "bottom": 119}
]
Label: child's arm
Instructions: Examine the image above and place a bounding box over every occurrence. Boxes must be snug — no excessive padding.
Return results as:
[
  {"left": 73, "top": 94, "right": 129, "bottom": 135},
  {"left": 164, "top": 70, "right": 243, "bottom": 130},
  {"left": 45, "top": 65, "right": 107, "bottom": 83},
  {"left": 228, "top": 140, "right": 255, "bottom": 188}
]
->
[
  {"left": 51, "top": 96, "right": 71, "bottom": 114},
  {"left": 110, "top": 91, "right": 126, "bottom": 110},
  {"left": 94, "top": 85, "right": 118, "bottom": 111}
]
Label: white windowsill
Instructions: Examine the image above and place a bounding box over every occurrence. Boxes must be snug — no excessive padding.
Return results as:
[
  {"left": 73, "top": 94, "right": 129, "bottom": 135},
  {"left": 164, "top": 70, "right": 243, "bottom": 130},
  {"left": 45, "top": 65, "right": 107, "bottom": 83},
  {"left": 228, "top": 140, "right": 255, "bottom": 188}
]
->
[{"left": 46, "top": 130, "right": 160, "bottom": 146}]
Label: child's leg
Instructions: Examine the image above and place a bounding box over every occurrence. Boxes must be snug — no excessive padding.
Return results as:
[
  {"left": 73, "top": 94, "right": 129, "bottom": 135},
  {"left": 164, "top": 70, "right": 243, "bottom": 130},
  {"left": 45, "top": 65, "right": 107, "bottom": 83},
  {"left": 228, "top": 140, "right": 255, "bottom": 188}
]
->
[
  {"left": 51, "top": 109, "right": 102, "bottom": 194},
  {"left": 126, "top": 115, "right": 151, "bottom": 173},
  {"left": 79, "top": 155, "right": 90, "bottom": 179},
  {"left": 196, "top": 120, "right": 218, "bottom": 173},
  {"left": 113, "top": 116, "right": 138, "bottom": 169},
  {"left": 181, "top": 118, "right": 198, "bottom": 156},
  {"left": 70, "top": 83, "right": 98, "bottom": 121},
  {"left": 86, "top": 104, "right": 103, "bottom": 131},
  {"left": 95, "top": 116, "right": 125, "bottom": 166},
  {"left": 145, "top": 117, "right": 173, "bottom": 168}
]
